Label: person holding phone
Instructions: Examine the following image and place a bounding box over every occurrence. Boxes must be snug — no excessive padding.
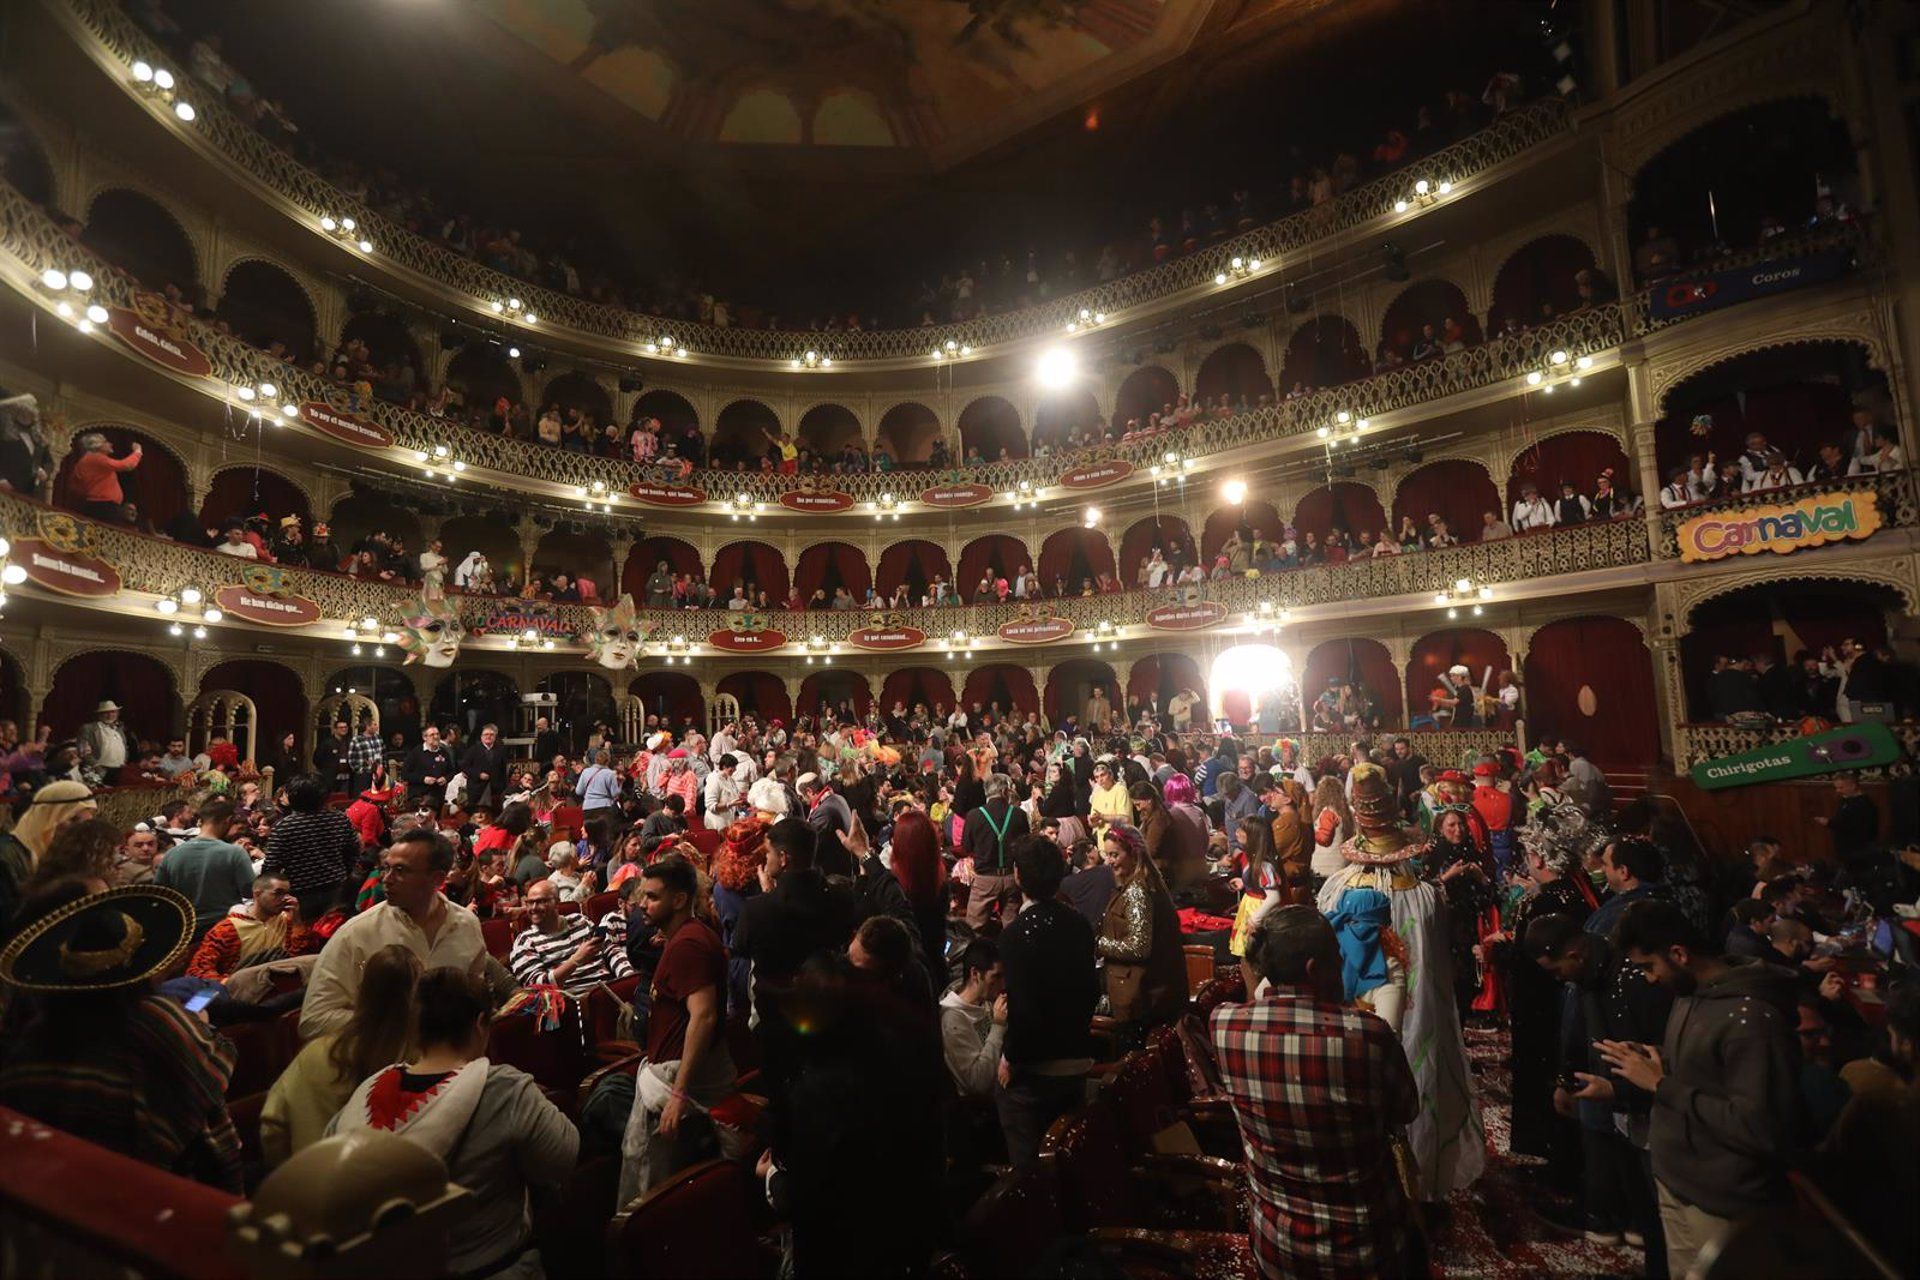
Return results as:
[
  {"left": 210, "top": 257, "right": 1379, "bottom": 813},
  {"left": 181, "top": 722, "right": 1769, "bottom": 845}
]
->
[{"left": 508, "top": 879, "right": 632, "bottom": 996}]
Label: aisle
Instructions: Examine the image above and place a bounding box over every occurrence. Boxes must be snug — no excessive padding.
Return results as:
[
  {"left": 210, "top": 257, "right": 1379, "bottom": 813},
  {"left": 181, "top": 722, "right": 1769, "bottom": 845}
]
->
[{"left": 1433, "top": 1027, "right": 1647, "bottom": 1279}]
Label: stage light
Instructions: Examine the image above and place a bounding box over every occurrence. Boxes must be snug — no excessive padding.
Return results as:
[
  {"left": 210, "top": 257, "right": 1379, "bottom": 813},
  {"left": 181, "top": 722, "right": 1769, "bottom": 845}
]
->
[
  {"left": 1035, "top": 346, "right": 1077, "bottom": 389},
  {"left": 174, "top": 101, "right": 196, "bottom": 122},
  {"left": 1222, "top": 479, "right": 1248, "bottom": 505},
  {"left": 40, "top": 269, "right": 67, "bottom": 291},
  {"left": 86, "top": 304, "right": 108, "bottom": 324}
]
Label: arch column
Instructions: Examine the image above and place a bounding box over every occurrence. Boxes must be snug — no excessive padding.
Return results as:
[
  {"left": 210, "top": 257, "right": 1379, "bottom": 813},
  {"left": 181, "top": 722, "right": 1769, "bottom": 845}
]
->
[
  {"left": 1628, "top": 419, "right": 1667, "bottom": 558},
  {"left": 513, "top": 515, "right": 544, "bottom": 586}
]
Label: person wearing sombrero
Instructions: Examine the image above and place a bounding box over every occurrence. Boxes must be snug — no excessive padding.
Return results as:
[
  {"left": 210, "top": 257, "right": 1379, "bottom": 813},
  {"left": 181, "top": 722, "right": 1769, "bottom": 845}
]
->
[
  {"left": 0, "top": 883, "right": 243, "bottom": 1191},
  {"left": 1317, "top": 763, "right": 1484, "bottom": 1203}
]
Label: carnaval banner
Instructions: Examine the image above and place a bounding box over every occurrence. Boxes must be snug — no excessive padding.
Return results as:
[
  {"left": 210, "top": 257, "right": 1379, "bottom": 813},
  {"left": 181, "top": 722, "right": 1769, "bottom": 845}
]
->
[
  {"left": 1676, "top": 489, "right": 1879, "bottom": 563},
  {"left": 1647, "top": 249, "right": 1852, "bottom": 321},
  {"left": 1690, "top": 722, "right": 1899, "bottom": 791}
]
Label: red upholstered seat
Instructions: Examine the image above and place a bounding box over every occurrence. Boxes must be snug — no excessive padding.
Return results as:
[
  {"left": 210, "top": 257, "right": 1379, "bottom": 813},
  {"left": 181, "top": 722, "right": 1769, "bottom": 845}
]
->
[
  {"left": 480, "top": 916, "right": 517, "bottom": 960},
  {"left": 1042, "top": 1102, "right": 1245, "bottom": 1235},
  {"left": 583, "top": 974, "right": 642, "bottom": 1050},
  {"left": 606, "top": 1158, "right": 774, "bottom": 1279},
  {"left": 558, "top": 900, "right": 583, "bottom": 917},
  {"left": 486, "top": 1001, "right": 588, "bottom": 1092},
  {"left": 583, "top": 890, "right": 620, "bottom": 922},
  {"left": 686, "top": 827, "right": 723, "bottom": 859},
  {"left": 221, "top": 1010, "right": 301, "bottom": 1100}
]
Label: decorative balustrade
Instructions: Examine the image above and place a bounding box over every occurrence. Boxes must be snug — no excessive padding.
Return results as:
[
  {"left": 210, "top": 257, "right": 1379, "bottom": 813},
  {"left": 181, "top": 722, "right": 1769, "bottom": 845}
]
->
[
  {"left": 1673, "top": 722, "right": 1920, "bottom": 772},
  {"left": 1653, "top": 470, "right": 1916, "bottom": 560},
  {"left": 1292, "top": 730, "right": 1516, "bottom": 766},
  {"left": 0, "top": 488, "right": 1651, "bottom": 651},
  {"left": 55, "top": 0, "right": 1573, "bottom": 363}
]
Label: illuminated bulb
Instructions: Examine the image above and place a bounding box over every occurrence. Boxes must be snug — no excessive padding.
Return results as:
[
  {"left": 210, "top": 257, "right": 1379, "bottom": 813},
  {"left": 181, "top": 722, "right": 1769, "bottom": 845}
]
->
[
  {"left": 55, "top": 302, "right": 72, "bottom": 319},
  {"left": 1576, "top": 355, "right": 1592, "bottom": 370},
  {"left": 202, "top": 607, "right": 223, "bottom": 623},
  {"left": 1549, "top": 349, "right": 1569, "bottom": 365},
  {"left": 375, "top": 645, "right": 387, "bottom": 657},
  {"left": 192, "top": 625, "right": 207, "bottom": 639},
  {"left": 153, "top": 68, "right": 174, "bottom": 90},
  {"left": 341, "top": 217, "right": 357, "bottom": 232},
  {"left": 280, "top": 403, "right": 298, "bottom": 418},
  {"left": 168, "top": 622, "right": 184, "bottom": 637},
  {"left": 675, "top": 346, "right": 687, "bottom": 358},
  {"left": 452, "top": 459, "right": 466, "bottom": 471},
  {"left": 179, "top": 586, "right": 203, "bottom": 605},
  {"left": 350, "top": 643, "right": 363, "bottom": 656},
  {"left": 507, "top": 298, "right": 521, "bottom": 310},
  {"left": 1082, "top": 506, "right": 1101, "bottom": 527},
  {"left": 1222, "top": 478, "right": 1248, "bottom": 505},
  {"left": 507, "top": 346, "right": 520, "bottom": 359},
  {"left": 77, "top": 319, "right": 93, "bottom": 333},
  {"left": 69, "top": 271, "right": 92, "bottom": 291},
  {"left": 236, "top": 386, "right": 256, "bottom": 402},
  {"left": 1214, "top": 273, "right": 1228, "bottom": 285},
  {"left": 1035, "top": 345, "right": 1077, "bottom": 389},
  {"left": 1438, "top": 181, "right": 1453, "bottom": 195},
  {"left": 0, "top": 537, "right": 9, "bottom": 557},
  {"left": 86, "top": 304, "right": 108, "bottom": 324},
  {"left": 1336, "top": 410, "right": 1351, "bottom": 424},
  {"left": 357, "top": 239, "right": 372, "bottom": 253},
  {"left": 1414, "top": 179, "right": 1430, "bottom": 195},
  {"left": 433, "top": 444, "right": 450, "bottom": 458},
  {"left": 1394, "top": 200, "right": 1409, "bottom": 213},
  {"left": 0, "top": 564, "right": 23, "bottom": 586},
  {"left": 1526, "top": 371, "right": 1543, "bottom": 386},
  {"left": 156, "top": 597, "right": 179, "bottom": 615},
  {"left": 132, "top": 60, "right": 153, "bottom": 82},
  {"left": 321, "top": 216, "right": 339, "bottom": 233},
  {"left": 522, "top": 312, "right": 535, "bottom": 324},
  {"left": 1316, "top": 426, "right": 1330, "bottom": 439},
  {"left": 258, "top": 382, "right": 278, "bottom": 399},
  {"left": 174, "top": 101, "right": 196, "bottom": 122},
  {"left": 40, "top": 269, "right": 67, "bottom": 291},
  {"left": 490, "top": 300, "right": 504, "bottom": 313}
]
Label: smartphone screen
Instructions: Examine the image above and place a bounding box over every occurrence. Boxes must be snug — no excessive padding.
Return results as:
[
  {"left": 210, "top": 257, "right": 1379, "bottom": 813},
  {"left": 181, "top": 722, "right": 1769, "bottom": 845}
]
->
[{"left": 183, "top": 989, "right": 217, "bottom": 1014}]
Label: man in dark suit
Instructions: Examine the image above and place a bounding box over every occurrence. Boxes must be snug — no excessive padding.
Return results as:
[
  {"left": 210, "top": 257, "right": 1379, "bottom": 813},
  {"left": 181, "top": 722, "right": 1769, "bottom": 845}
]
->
[
  {"left": 997, "top": 835, "right": 1097, "bottom": 1166},
  {"left": 403, "top": 724, "right": 454, "bottom": 801},
  {"left": 459, "top": 722, "right": 508, "bottom": 809}
]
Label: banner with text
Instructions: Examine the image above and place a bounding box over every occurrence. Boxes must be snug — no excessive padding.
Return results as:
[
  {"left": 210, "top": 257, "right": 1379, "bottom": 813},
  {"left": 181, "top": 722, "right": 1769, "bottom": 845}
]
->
[
  {"left": 1676, "top": 489, "right": 1879, "bottom": 563},
  {"left": 1690, "top": 722, "right": 1900, "bottom": 790}
]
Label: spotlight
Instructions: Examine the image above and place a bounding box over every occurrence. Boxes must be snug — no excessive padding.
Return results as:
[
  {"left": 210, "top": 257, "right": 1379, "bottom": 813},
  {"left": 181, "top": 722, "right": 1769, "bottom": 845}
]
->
[
  {"left": 174, "top": 101, "right": 196, "bottom": 122},
  {"left": 1082, "top": 506, "right": 1101, "bottom": 527},
  {"left": 39, "top": 269, "right": 67, "bottom": 291},
  {"left": 1222, "top": 478, "right": 1248, "bottom": 505},
  {"left": 1035, "top": 346, "right": 1078, "bottom": 389},
  {"left": 202, "top": 607, "right": 224, "bottom": 623}
]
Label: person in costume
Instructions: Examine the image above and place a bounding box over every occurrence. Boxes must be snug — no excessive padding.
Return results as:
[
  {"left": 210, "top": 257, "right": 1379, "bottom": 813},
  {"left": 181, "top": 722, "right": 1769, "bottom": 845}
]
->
[
  {"left": 1318, "top": 762, "right": 1485, "bottom": 1202},
  {"left": 1428, "top": 807, "right": 1498, "bottom": 1021}
]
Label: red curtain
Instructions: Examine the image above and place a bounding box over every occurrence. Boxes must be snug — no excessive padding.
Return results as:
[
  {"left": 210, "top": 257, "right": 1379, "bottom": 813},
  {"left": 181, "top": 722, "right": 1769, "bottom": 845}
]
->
[
  {"left": 1119, "top": 516, "right": 1190, "bottom": 583},
  {"left": 1488, "top": 236, "right": 1595, "bottom": 333},
  {"left": 1281, "top": 317, "right": 1369, "bottom": 391},
  {"left": 622, "top": 538, "right": 703, "bottom": 598},
  {"left": 1128, "top": 654, "right": 1205, "bottom": 707},
  {"left": 56, "top": 428, "right": 188, "bottom": 530},
  {"left": 879, "top": 668, "right": 956, "bottom": 716},
  {"left": 709, "top": 542, "right": 790, "bottom": 601},
  {"left": 1202, "top": 501, "right": 1281, "bottom": 560},
  {"left": 1509, "top": 431, "right": 1633, "bottom": 509},
  {"left": 798, "top": 671, "right": 872, "bottom": 719},
  {"left": 793, "top": 543, "right": 872, "bottom": 602},
  {"left": 532, "top": 532, "right": 613, "bottom": 596},
  {"left": 957, "top": 536, "right": 1030, "bottom": 593},
  {"left": 716, "top": 672, "right": 791, "bottom": 726},
  {"left": 1293, "top": 483, "right": 1388, "bottom": 544},
  {"left": 1039, "top": 529, "right": 1116, "bottom": 592},
  {"left": 43, "top": 651, "right": 178, "bottom": 742},
  {"left": 1658, "top": 381, "right": 1851, "bottom": 476},
  {"left": 1303, "top": 638, "right": 1402, "bottom": 726},
  {"left": 630, "top": 673, "right": 703, "bottom": 727},
  {"left": 1524, "top": 617, "right": 1658, "bottom": 768},
  {"left": 1406, "top": 629, "right": 1511, "bottom": 725},
  {"left": 1114, "top": 367, "right": 1180, "bottom": 428},
  {"left": 198, "top": 468, "right": 312, "bottom": 531},
  {"left": 963, "top": 666, "right": 1039, "bottom": 716},
  {"left": 1393, "top": 461, "right": 1498, "bottom": 542},
  {"left": 1045, "top": 660, "right": 1119, "bottom": 724},
  {"left": 958, "top": 397, "right": 1026, "bottom": 459},
  {"left": 875, "top": 541, "right": 952, "bottom": 599},
  {"left": 1194, "top": 344, "right": 1274, "bottom": 405},
  {"left": 202, "top": 660, "right": 307, "bottom": 761}
]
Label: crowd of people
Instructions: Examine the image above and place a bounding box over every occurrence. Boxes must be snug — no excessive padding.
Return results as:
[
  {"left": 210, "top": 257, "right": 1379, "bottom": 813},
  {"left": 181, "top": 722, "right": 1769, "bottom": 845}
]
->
[
  {"left": 1658, "top": 418, "right": 1905, "bottom": 510},
  {"left": 3, "top": 683, "right": 1916, "bottom": 1278},
  {"left": 1702, "top": 638, "right": 1920, "bottom": 727}
]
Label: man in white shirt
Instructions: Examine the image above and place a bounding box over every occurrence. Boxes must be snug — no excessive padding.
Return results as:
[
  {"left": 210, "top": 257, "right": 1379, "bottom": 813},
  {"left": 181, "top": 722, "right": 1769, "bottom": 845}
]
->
[
  {"left": 300, "top": 829, "right": 486, "bottom": 1036},
  {"left": 938, "top": 937, "right": 1007, "bottom": 1097},
  {"left": 1510, "top": 482, "right": 1555, "bottom": 532},
  {"left": 77, "top": 700, "right": 131, "bottom": 773},
  {"left": 1737, "top": 432, "right": 1775, "bottom": 491},
  {"left": 213, "top": 521, "right": 259, "bottom": 559},
  {"left": 1659, "top": 467, "right": 1696, "bottom": 510}
]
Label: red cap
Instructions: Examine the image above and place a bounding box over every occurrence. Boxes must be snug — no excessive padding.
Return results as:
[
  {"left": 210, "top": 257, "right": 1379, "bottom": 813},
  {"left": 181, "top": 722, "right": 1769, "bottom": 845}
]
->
[{"left": 1472, "top": 762, "right": 1498, "bottom": 778}]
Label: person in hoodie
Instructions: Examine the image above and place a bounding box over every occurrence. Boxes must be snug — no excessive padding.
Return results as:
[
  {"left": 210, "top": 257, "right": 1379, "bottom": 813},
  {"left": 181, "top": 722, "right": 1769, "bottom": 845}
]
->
[{"left": 1598, "top": 899, "right": 1800, "bottom": 1280}]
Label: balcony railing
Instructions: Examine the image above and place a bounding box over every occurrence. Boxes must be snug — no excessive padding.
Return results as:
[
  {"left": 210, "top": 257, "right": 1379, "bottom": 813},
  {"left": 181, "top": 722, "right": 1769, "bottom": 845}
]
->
[
  {"left": 1654, "top": 470, "right": 1917, "bottom": 559},
  {"left": 0, "top": 489, "right": 1651, "bottom": 651},
  {"left": 1674, "top": 721, "right": 1920, "bottom": 772},
  {"left": 55, "top": 0, "right": 1574, "bottom": 364}
]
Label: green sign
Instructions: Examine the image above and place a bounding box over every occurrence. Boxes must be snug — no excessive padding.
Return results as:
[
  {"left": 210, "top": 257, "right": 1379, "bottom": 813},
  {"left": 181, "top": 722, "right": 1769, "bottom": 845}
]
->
[{"left": 1691, "top": 722, "right": 1901, "bottom": 791}]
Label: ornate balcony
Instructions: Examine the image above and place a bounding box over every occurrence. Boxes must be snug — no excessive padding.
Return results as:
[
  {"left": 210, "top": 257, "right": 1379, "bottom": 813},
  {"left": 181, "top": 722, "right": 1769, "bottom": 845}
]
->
[
  {"left": 1673, "top": 721, "right": 1920, "bottom": 773},
  {"left": 51, "top": 0, "right": 1574, "bottom": 365},
  {"left": 1653, "top": 471, "right": 1917, "bottom": 560}
]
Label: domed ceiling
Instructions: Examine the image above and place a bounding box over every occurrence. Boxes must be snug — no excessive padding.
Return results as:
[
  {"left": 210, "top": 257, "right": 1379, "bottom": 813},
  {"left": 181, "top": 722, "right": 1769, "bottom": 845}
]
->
[{"left": 471, "top": 0, "right": 1207, "bottom": 162}]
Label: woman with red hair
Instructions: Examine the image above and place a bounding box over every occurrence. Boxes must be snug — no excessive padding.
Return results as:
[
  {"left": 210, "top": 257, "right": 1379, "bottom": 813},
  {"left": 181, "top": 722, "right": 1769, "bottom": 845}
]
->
[{"left": 888, "top": 809, "right": 950, "bottom": 983}]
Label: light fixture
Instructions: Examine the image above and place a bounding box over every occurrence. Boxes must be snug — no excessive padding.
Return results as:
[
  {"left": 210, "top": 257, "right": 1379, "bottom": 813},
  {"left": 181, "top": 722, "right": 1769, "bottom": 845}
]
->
[
  {"left": 202, "top": 607, "right": 224, "bottom": 624},
  {"left": 507, "top": 346, "right": 521, "bottom": 359},
  {"left": 179, "top": 586, "right": 203, "bottom": 606},
  {"left": 794, "top": 350, "right": 832, "bottom": 369},
  {"left": 280, "top": 403, "right": 299, "bottom": 419},
  {"left": 174, "top": 101, "right": 197, "bottom": 122},
  {"left": 1082, "top": 506, "right": 1101, "bottom": 527},
  {"left": 873, "top": 492, "right": 900, "bottom": 521},
  {"left": 1222, "top": 478, "right": 1248, "bottom": 505},
  {"left": 0, "top": 563, "right": 24, "bottom": 587},
  {"left": 1063, "top": 307, "right": 1108, "bottom": 335},
  {"left": 169, "top": 622, "right": 185, "bottom": 637},
  {"left": 1434, "top": 577, "right": 1491, "bottom": 616},
  {"left": 191, "top": 625, "right": 208, "bottom": 639},
  {"left": 85, "top": 303, "right": 108, "bottom": 324},
  {"left": 725, "top": 492, "right": 758, "bottom": 523},
  {"left": 1214, "top": 255, "right": 1262, "bottom": 287},
  {"left": 39, "top": 269, "right": 68, "bottom": 292},
  {"left": 155, "top": 597, "right": 179, "bottom": 615},
  {"left": 1035, "top": 345, "right": 1078, "bottom": 389}
]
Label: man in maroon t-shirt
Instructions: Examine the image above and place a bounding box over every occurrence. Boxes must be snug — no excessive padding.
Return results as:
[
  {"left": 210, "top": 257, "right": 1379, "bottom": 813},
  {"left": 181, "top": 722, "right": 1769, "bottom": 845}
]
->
[{"left": 617, "top": 855, "right": 734, "bottom": 1204}]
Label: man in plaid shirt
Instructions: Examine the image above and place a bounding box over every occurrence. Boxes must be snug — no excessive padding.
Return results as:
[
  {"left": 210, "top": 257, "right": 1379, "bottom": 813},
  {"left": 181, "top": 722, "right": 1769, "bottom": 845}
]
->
[
  {"left": 346, "top": 722, "right": 384, "bottom": 797},
  {"left": 1211, "top": 904, "right": 1424, "bottom": 1280}
]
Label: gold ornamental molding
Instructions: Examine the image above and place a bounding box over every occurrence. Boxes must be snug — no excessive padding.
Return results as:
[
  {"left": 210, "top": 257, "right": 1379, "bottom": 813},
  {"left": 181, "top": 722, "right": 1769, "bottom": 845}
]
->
[
  {"left": 1669, "top": 559, "right": 1920, "bottom": 635},
  {"left": 1647, "top": 304, "right": 1884, "bottom": 411}
]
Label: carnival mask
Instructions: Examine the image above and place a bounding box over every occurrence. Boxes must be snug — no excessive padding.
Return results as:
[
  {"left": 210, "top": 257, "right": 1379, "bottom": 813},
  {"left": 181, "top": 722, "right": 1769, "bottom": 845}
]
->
[
  {"left": 585, "top": 594, "right": 643, "bottom": 670},
  {"left": 396, "top": 591, "right": 464, "bottom": 667}
]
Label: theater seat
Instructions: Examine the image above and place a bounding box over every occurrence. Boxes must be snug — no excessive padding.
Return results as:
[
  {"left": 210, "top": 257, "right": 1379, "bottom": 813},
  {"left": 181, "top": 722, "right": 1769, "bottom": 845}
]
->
[
  {"left": 480, "top": 916, "right": 517, "bottom": 960},
  {"left": 487, "top": 1001, "right": 588, "bottom": 1092},
  {"left": 606, "top": 1158, "right": 775, "bottom": 1279},
  {"left": 221, "top": 1009, "right": 301, "bottom": 1100},
  {"left": 685, "top": 828, "right": 722, "bottom": 859},
  {"left": 1041, "top": 1102, "right": 1244, "bottom": 1234},
  {"left": 583, "top": 974, "right": 642, "bottom": 1059},
  {"left": 533, "top": 1152, "right": 622, "bottom": 1280},
  {"left": 1183, "top": 943, "right": 1217, "bottom": 995},
  {"left": 583, "top": 890, "right": 620, "bottom": 922}
]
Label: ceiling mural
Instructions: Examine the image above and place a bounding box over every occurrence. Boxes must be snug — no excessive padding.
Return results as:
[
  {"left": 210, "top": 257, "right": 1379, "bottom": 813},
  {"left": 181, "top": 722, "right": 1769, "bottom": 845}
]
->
[{"left": 474, "top": 0, "right": 1194, "bottom": 159}]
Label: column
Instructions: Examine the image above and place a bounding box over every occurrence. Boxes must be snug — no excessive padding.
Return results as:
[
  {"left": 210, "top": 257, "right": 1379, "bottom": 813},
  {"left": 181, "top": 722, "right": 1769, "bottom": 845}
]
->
[
  {"left": 513, "top": 515, "right": 544, "bottom": 586},
  {"left": 1627, "top": 419, "right": 1667, "bottom": 556}
]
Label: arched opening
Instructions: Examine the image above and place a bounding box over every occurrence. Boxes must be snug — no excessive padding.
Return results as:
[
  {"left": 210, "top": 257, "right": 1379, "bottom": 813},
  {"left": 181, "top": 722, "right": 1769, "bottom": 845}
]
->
[
  {"left": 622, "top": 537, "right": 704, "bottom": 602},
  {"left": 1303, "top": 638, "right": 1403, "bottom": 728},
  {"left": 1628, "top": 97, "right": 1856, "bottom": 283},
  {"left": 439, "top": 514, "right": 521, "bottom": 594},
  {"left": 1680, "top": 580, "right": 1898, "bottom": 722},
  {"left": 1524, "top": 617, "right": 1658, "bottom": 768},
  {"left": 1210, "top": 644, "right": 1294, "bottom": 728},
  {"left": 709, "top": 540, "right": 790, "bottom": 603},
  {"left": 1127, "top": 653, "right": 1207, "bottom": 715},
  {"left": 1379, "top": 279, "right": 1480, "bottom": 361},
  {"left": 798, "top": 670, "right": 872, "bottom": 720},
  {"left": 878, "top": 668, "right": 956, "bottom": 718},
  {"left": 1038, "top": 527, "right": 1117, "bottom": 594},
  {"left": 1508, "top": 430, "right": 1633, "bottom": 514},
  {"left": 1193, "top": 343, "right": 1274, "bottom": 409},
  {"left": 532, "top": 528, "right": 614, "bottom": 600},
  {"left": 1392, "top": 460, "right": 1499, "bottom": 546},
  {"left": 712, "top": 399, "right": 780, "bottom": 469},
  {"left": 326, "top": 492, "right": 422, "bottom": 566},
  {"left": 716, "top": 672, "right": 790, "bottom": 727},
  {"left": 630, "top": 672, "right": 703, "bottom": 733},
  {"left": 796, "top": 404, "right": 862, "bottom": 465},
  {"left": 1044, "top": 658, "right": 1118, "bottom": 726},
  {"left": 1201, "top": 500, "right": 1282, "bottom": 562},
  {"left": 43, "top": 651, "right": 178, "bottom": 742},
  {"left": 1033, "top": 388, "right": 1103, "bottom": 453},
  {"left": 83, "top": 188, "right": 198, "bottom": 300},
  {"left": 1118, "top": 515, "right": 1194, "bottom": 585},
  {"left": 957, "top": 396, "right": 1025, "bottom": 463},
  {"left": 201, "top": 659, "right": 306, "bottom": 761},
  {"left": 875, "top": 402, "right": 941, "bottom": 465},
  {"left": 216, "top": 260, "right": 316, "bottom": 363},
  {"left": 1292, "top": 482, "right": 1388, "bottom": 548},
  {"left": 198, "top": 466, "right": 312, "bottom": 533},
  {"left": 340, "top": 309, "right": 425, "bottom": 398},
  {"left": 428, "top": 670, "right": 519, "bottom": 742},
  {"left": 540, "top": 671, "right": 616, "bottom": 753},
  {"left": 444, "top": 344, "right": 522, "bottom": 416},
  {"left": 323, "top": 667, "right": 418, "bottom": 743},
  {"left": 962, "top": 665, "right": 1040, "bottom": 718},
  {"left": 1407, "top": 628, "right": 1512, "bottom": 728},
  {"left": 1280, "top": 316, "right": 1369, "bottom": 393},
  {"left": 541, "top": 371, "right": 613, "bottom": 427},
  {"left": 1488, "top": 235, "right": 1599, "bottom": 335},
  {"left": 0, "top": 104, "right": 55, "bottom": 207},
  {"left": 792, "top": 542, "right": 873, "bottom": 605},
  {"left": 875, "top": 540, "right": 953, "bottom": 602},
  {"left": 1112, "top": 366, "right": 1180, "bottom": 430},
  {"left": 956, "top": 535, "right": 1030, "bottom": 596},
  {"left": 634, "top": 389, "right": 700, "bottom": 444},
  {"left": 1655, "top": 341, "right": 1886, "bottom": 482},
  {"left": 55, "top": 426, "right": 190, "bottom": 532}
]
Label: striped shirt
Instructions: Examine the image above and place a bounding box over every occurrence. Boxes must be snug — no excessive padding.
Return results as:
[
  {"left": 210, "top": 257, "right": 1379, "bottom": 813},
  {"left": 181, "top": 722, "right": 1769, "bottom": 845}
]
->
[
  {"left": 508, "top": 913, "right": 633, "bottom": 994},
  {"left": 261, "top": 809, "right": 362, "bottom": 903}
]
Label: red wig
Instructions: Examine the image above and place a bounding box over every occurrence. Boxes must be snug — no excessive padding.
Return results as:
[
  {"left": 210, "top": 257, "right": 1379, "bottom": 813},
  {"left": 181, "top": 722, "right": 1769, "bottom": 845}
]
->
[{"left": 889, "top": 810, "right": 946, "bottom": 908}]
